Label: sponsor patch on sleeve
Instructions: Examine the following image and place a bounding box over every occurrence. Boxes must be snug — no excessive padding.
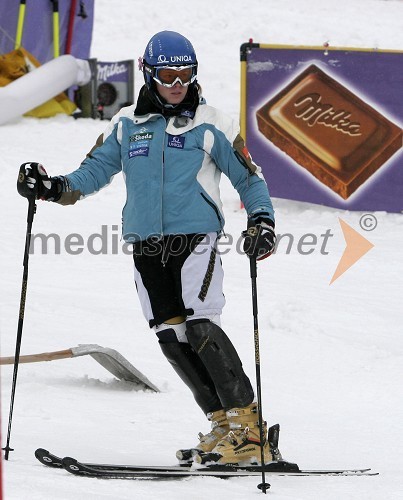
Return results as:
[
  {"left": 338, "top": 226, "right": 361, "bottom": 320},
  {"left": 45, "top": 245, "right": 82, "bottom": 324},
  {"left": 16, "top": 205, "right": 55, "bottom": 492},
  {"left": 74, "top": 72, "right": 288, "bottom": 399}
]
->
[{"left": 241, "top": 146, "right": 251, "bottom": 160}]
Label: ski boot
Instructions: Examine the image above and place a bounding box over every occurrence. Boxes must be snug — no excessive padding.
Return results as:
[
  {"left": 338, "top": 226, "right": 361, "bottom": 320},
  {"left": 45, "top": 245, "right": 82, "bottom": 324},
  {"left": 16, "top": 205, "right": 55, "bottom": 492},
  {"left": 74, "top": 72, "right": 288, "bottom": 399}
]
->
[
  {"left": 176, "top": 409, "right": 230, "bottom": 463},
  {"left": 195, "top": 403, "right": 280, "bottom": 466}
]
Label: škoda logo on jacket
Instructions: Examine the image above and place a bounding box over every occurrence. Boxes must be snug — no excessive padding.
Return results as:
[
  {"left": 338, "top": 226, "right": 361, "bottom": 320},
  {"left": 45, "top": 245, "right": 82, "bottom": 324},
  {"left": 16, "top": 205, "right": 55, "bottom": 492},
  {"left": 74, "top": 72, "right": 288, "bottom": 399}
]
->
[{"left": 130, "top": 132, "right": 154, "bottom": 142}]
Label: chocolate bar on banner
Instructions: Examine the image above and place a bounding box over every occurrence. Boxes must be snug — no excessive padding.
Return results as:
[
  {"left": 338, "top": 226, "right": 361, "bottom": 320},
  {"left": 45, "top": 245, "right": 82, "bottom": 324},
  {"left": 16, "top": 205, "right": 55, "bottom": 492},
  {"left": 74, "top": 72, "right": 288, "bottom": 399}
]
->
[{"left": 256, "top": 64, "right": 403, "bottom": 199}]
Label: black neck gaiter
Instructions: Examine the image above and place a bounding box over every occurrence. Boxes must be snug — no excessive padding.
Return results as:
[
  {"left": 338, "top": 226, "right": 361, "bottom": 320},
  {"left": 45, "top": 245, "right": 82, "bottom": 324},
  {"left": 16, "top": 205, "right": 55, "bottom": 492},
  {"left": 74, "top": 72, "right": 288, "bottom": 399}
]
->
[{"left": 134, "top": 84, "right": 200, "bottom": 118}]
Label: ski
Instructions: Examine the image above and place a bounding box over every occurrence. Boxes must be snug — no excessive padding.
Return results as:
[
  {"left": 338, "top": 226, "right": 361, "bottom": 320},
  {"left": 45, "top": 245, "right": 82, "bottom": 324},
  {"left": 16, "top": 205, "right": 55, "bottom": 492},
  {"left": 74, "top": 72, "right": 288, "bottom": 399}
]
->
[
  {"left": 35, "top": 448, "right": 188, "bottom": 472},
  {"left": 35, "top": 449, "right": 64, "bottom": 468},
  {"left": 62, "top": 458, "right": 376, "bottom": 479},
  {"left": 35, "top": 449, "right": 376, "bottom": 479},
  {"left": 35, "top": 448, "right": 298, "bottom": 474}
]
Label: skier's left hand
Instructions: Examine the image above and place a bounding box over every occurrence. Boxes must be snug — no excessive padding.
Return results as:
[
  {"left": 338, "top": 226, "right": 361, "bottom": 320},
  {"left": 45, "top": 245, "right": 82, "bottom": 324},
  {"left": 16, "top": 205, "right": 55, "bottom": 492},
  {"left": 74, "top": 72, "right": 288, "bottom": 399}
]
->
[{"left": 242, "top": 216, "right": 276, "bottom": 261}]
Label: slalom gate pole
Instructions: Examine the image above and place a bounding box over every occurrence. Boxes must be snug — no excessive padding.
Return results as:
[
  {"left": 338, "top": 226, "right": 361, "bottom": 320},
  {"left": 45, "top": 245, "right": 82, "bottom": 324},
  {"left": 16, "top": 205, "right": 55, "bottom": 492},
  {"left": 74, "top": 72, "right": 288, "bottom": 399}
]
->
[
  {"left": 249, "top": 256, "right": 270, "bottom": 493},
  {"left": 50, "top": 0, "right": 60, "bottom": 58},
  {"left": 2, "top": 196, "right": 36, "bottom": 460},
  {"left": 14, "top": 0, "right": 27, "bottom": 49},
  {"left": 65, "top": 0, "right": 77, "bottom": 54}
]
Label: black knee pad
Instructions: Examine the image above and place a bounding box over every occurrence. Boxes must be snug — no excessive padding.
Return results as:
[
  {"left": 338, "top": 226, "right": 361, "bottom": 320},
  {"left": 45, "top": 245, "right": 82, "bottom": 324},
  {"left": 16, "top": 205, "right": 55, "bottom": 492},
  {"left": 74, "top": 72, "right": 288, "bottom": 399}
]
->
[
  {"left": 159, "top": 341, "right": 222, "bottom": 414},
  {"left": 186, "top": 320, "right": 254, "bottom": 409},
  {"left": 156, "top": 328, "right": 178, "bottom": 343}
]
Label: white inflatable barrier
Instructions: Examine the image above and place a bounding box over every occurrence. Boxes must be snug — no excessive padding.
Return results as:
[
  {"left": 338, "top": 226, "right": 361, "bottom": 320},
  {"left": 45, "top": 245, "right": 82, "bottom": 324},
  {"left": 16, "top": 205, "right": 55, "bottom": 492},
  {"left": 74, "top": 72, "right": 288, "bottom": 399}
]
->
[{"left": 0, "top": 55, "right": 92, "bottom": 126}]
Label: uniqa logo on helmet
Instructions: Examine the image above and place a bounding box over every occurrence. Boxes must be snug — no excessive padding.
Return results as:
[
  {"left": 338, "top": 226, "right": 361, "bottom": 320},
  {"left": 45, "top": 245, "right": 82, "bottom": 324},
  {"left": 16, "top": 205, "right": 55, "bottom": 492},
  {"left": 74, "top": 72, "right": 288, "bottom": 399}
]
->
[{"left": 156, "top": 54, "right": 194, "bottom": 64}]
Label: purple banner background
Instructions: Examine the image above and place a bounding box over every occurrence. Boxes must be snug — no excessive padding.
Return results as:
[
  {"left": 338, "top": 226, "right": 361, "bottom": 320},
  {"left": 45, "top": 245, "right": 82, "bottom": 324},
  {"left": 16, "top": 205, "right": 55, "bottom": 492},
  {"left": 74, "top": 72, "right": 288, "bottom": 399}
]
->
[
  {"left": 0, "top": 0, "right": 94, "bottom": 63},
  {"left": 246, "top": 47, "right": 403, "bottom": 212}
]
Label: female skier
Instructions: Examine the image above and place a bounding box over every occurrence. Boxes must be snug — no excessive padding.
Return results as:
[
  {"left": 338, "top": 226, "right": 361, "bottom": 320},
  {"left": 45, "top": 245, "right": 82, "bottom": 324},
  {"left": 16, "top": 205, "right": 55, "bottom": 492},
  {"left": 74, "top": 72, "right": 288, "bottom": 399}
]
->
[{"left": 18, "top": 31, "right": 277, "bottom": 466}]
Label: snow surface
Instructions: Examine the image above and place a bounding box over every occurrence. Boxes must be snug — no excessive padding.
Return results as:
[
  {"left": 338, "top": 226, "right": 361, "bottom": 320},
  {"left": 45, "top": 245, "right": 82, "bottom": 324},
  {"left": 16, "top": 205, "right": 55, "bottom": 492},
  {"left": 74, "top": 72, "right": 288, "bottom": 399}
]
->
[{"left": 1, "top": 0, "right": 403, "bottom": 499}]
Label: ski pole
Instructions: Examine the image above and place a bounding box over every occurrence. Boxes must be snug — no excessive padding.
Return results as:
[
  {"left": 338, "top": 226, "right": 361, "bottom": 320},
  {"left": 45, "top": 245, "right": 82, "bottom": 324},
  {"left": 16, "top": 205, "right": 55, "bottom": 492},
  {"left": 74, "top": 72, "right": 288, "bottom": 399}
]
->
[
  {"left": 249, "top": 256, "right": 270, "bottom": 493},
  {"left": 50, "top": 0, "right": 60, "bottom": 58},
  {"left": 14, "top": 0, "right": 27, "bottom": 49},
  {"left": 2, "top": 194, "right": 36, "bottom": 460}
]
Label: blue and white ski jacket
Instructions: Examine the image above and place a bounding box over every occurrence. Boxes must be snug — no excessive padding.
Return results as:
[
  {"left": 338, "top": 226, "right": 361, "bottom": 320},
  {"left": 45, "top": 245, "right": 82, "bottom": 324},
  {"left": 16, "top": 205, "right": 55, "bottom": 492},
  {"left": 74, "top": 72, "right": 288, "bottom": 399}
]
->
[{"left": 60, "top": 102, "right": 274, "bottom": 242}]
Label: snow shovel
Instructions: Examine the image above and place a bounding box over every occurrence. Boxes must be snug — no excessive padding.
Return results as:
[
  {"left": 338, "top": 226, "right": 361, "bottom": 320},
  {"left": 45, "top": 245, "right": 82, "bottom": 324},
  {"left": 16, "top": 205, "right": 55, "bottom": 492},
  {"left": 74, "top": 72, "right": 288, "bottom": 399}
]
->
[{"left": 0, "top": 344, "right": 159, "bottom": 393}]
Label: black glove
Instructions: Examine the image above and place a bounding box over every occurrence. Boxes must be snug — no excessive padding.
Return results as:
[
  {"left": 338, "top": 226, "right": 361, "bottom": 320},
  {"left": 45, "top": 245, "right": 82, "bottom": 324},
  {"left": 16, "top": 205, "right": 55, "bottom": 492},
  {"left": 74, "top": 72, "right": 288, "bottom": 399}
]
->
[
  {"left": 242, "top": 216, "right": 276, "bottom": 261},
  {"left": 17, "top": 162, "right": 63, "bottom": 201}
]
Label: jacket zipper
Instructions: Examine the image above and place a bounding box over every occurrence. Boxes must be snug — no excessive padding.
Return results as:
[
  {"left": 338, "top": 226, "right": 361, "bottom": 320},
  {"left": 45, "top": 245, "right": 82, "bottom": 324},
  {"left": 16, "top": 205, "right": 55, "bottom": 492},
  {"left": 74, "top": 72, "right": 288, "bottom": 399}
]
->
[
  {"left": 200, "top": 192, "right": 223, "bottom": 227},
  {"left": 161, "top": 119, "right": 167, "bottom": 265}
]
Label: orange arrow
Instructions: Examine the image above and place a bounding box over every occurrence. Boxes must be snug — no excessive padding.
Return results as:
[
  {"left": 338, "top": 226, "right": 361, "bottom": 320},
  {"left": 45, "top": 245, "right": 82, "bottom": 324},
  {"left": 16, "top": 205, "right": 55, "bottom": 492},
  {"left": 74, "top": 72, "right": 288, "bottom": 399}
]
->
[{"left": 330, "top": 218, "right": 374, "bottom": 284}]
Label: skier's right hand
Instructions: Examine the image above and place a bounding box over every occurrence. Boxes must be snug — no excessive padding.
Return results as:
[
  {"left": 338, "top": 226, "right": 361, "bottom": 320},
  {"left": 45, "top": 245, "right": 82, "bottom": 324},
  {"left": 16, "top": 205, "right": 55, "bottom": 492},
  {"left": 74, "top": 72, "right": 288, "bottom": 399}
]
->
[
  {"left": 17, "top": 162, "right": 63, "bottom": 201},
  {"left": 242, "top": 216, "right": 276, "bottom": 261}
]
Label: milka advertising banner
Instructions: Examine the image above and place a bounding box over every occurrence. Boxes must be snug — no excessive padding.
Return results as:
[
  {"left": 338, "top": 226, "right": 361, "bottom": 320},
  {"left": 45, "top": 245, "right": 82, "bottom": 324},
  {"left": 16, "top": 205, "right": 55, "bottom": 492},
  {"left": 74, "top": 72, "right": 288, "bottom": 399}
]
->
[{"left": 242, "top": 45, "right": 403, "bottom": 212}]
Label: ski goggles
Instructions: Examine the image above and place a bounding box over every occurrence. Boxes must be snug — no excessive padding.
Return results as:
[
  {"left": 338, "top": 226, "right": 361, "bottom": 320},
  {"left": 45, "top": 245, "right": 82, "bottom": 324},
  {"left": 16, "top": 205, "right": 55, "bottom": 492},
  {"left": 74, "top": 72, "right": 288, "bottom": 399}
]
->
[{"left": 152, "top": 65, "right": 197, "bottom": 88}]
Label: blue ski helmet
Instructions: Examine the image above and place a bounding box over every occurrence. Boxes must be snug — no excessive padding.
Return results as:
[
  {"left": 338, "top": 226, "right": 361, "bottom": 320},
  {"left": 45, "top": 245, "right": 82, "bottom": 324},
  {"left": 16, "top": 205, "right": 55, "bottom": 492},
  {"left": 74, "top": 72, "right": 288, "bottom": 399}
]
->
[{"left": 142, "top": 31, "right": 198, "bottom": 89}]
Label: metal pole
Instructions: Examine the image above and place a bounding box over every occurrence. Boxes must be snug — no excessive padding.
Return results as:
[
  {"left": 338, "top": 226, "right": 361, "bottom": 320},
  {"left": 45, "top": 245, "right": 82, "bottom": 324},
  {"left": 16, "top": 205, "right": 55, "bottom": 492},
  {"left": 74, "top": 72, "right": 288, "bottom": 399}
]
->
[
  {"left": 250, "top": 256, "right": 270, "bottom": 493},
  {"left": 14, "top": 0, "right": 27, "bottom": 49},
  {"left": 50, "top": 0, "right": 60, "bottom": 58},
  {"left": 2, "top": 197, "right": 36, "bottom": 460}
]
